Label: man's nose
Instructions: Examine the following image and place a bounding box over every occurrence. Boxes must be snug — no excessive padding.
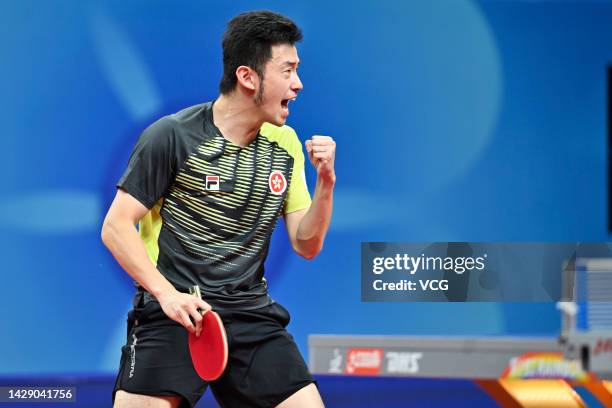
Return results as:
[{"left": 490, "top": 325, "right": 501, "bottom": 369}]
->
[{"left": 292, "top": 72, "right": 303, "bottom": 92}]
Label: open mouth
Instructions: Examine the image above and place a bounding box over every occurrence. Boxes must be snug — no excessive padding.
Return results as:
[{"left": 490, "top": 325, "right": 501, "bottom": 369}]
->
[
  {"left": 280, "top": 97, "right": 296, "bottom": 113},
  {"left": 281, "top": 99, "right": 289, "bottom": 110}
]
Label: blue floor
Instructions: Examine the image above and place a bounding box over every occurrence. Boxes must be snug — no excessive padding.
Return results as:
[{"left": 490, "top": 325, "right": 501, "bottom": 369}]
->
[{"left": 0, "top": 375, "right": 499, "bottom": 407}]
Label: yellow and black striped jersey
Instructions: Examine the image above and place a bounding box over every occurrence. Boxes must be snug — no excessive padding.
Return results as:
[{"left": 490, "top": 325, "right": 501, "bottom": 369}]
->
[{"left": 117, "top": 102, "right": 311, "bottom": 310}]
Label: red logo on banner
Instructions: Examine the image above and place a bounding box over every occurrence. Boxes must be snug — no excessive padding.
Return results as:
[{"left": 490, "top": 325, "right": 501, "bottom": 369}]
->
[
  {"left": 345, "top": 348, "right": 383, "bottom": 375},
  {"left": 269, "top": 171, "right": 286, "bottom": 195}
]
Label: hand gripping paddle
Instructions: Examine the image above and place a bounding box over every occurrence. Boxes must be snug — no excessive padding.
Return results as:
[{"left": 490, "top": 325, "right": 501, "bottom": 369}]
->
[{"left": 188, "top": 285, "right": 228, "bottom": 381}]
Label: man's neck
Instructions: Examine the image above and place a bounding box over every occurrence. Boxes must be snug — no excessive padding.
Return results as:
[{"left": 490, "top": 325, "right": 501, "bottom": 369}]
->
[{"left": 212, "top": 93, "right": 263, "bottom": 147}]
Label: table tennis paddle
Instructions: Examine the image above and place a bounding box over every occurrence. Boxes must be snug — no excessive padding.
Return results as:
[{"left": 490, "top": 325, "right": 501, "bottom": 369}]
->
[{"left": 188, "top": 285, "right": 228, "bottom": 381}]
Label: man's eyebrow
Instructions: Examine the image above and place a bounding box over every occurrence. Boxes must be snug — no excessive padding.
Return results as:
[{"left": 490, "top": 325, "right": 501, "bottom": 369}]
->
[{"left": 281, "top": 60, "right": 300, "bottom": 67}]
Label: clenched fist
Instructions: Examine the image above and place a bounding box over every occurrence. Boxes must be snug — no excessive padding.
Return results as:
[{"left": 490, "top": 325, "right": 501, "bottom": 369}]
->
[{"left": 305, "top": 135, "right": 336, "bottom": 183}]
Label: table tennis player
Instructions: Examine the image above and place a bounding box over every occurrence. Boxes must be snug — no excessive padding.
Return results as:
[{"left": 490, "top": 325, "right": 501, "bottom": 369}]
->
[{"left": 101, "top": 10, "right": 335, "bottom": 408}]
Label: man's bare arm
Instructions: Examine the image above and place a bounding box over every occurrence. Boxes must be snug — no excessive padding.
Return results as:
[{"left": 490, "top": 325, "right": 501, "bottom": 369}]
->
[
  {"left": 101, "top": 189, "right": 210, "bottom": 336},
  {"left": 285, "top": 135, "right": 336, "bottom": 259}
]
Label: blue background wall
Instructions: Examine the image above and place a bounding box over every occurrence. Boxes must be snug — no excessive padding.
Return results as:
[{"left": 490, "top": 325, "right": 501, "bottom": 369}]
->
[{"left": 1, "top": 0, "right": 610, "bottom": 374}]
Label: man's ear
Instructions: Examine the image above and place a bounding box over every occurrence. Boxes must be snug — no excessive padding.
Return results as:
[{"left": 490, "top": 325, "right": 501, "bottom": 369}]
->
[{"left": 235, "top": 65, "right": 259, "bottom": 91}]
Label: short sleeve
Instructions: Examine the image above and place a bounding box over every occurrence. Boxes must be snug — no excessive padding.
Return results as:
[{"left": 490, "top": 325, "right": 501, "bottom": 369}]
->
[
  {"left": 282, "top": 128, "right": 312, "bottom": 214},
  {"left": 117, "top": 117, "right": 177, "bottom": 209}
]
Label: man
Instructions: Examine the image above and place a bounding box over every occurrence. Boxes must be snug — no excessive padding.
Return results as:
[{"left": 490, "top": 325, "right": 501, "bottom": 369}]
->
[{"left": 101, "top": 10, "right": 335, "bottom": 408}]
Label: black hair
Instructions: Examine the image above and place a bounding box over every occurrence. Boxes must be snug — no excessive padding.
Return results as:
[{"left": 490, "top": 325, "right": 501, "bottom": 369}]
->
[{"left": 219, "top": 10, "right": 302, "bottom": 95}]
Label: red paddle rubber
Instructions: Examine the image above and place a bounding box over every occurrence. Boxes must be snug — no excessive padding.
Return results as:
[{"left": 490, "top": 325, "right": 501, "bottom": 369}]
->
[{"left": 188, "top": 311, "right": 228, "bottom": 381}]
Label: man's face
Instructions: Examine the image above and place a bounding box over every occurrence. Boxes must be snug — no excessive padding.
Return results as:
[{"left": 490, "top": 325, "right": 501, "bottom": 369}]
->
[{"left": 256, "top": 43, "right": 303, "bottom": 126}]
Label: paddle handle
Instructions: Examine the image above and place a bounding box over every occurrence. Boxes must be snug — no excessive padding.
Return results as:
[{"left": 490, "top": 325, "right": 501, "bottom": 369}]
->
[{"left": 189, "top": 285, "right": 202, "bottom": 300}]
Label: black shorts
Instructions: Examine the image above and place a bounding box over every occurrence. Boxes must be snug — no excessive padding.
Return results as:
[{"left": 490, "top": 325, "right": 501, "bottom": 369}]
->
[{"left": 112, "top": 293, "right": 315, "bottom": 408}]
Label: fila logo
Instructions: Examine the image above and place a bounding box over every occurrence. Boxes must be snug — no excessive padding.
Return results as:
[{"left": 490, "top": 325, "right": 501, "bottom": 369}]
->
[
  {"left": 205, "top": 175, "right": 220, "bottom": 191},
  {"left": 269, "top": 170, "right": 287, "bottom": 195}
]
